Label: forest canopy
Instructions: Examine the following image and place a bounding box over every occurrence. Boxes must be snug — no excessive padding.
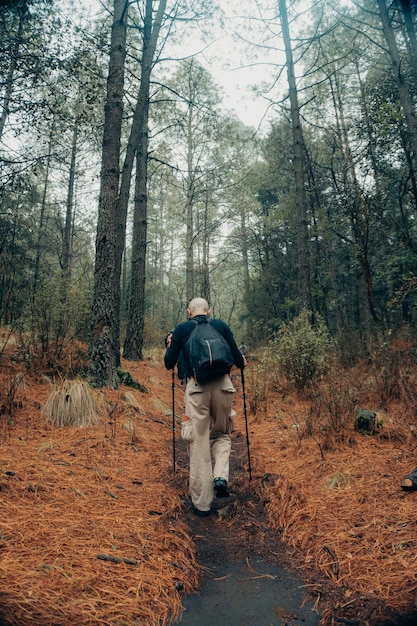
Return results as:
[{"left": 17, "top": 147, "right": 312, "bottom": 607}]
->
[{"left": 1, "top": 0, "right": 417, "bottom": 385}]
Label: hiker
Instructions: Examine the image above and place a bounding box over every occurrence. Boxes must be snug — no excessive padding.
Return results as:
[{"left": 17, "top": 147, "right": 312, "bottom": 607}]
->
[{"left": 164, "top": 297, "right": 247, "bottom": 517}]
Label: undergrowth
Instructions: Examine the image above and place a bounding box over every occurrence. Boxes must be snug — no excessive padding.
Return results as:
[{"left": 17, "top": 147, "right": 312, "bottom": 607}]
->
[
  {"left": 245, "top": 320, "right": 417, "bottom": 452},
  {"left": 306, "top": 368, "right": 361, "bottom": 450},
  {"left": 273, "top": 309, "right": 334, "bottom": 392}
]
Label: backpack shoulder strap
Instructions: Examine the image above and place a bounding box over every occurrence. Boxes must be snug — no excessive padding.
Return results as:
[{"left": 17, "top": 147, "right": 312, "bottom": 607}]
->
[{"left": 190, "top": 317, "right": 209, "bottom": 326}]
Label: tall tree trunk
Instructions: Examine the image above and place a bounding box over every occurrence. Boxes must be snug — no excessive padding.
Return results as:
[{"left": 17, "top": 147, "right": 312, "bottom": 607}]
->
[
  {"left": 377, "top": 0, "right": 417, "bottom": 201},
  {"left": 0, "top": 0, "right": 27, "bottom": 140},
  {"left": 200, "top": 183, "right": 210, "bottom": 302},
  {"left": 278, "top": 0, "right": 311, "bottom": 311},
  {"left": 32, "top": 127, "right": 53, "bottom": 303},
  {"left": 239, "top": 202, "right": 251, "bottom": 341},
  {"left": 123, "top": 144, "right": 148, "bottom": 359},
  {"left": 398, "top": 0, "right": 417, "bottom": 72},
  {"left": 326, "top": 74, "right": 371, "bottom": 326},
  {"left": 185, "top": 102, "right": 195, "bottom": 304},
  {"left": 113, "top": 94, "right": 143, "bottom": 366},
  {"left": 57, "top": 124, "right": 77, "bottom": 343},
  {"left": 330, "top": 73, "right": 379, "bottom": 323},
  {"left": 89, "top": 0, "right": 128, "bottom": 387},
  {"left": 123, "top": 0, "right": 167, "bottom": 360},
  {"left": 121, "top": 249, "right": 128, "bottom": 326},
  {"left": 356, "top": 61, "right": 396, "bottom": 309}
]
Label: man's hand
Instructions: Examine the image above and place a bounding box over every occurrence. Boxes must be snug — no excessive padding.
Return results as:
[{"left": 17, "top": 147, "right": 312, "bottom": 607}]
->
[{"left": 164, "top": 331, "right": 173, "bottom": 348}]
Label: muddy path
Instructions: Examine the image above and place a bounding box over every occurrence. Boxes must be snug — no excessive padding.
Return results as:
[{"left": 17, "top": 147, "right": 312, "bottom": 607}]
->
[{"left": 170, "top": 430, "right": 321, "bottom": 625}]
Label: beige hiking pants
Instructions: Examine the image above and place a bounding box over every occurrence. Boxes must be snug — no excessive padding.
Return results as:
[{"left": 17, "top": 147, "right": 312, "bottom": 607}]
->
[{"left": 183, "top": 375, "right": 236, "bottom": 512}]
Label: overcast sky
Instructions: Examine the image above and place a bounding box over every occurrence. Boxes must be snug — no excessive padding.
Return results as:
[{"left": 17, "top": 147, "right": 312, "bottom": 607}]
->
[
  {"left": 164, "top": 0, "right": 314, "bottom": 132},
  {"left": 177, "top": 1, "right": 280, "bottom": 132},
  {"left": 66, "top": 0, "right": 287, "bottom": 132}
]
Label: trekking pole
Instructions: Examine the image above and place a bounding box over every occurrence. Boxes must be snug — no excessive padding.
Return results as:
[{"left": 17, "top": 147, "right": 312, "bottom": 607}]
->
[
  {"left": 171, "top": 369, "right": 176, "bottom": 474},
  {"left": 240, "top": 367, "right": 252, "bottom": 481}
]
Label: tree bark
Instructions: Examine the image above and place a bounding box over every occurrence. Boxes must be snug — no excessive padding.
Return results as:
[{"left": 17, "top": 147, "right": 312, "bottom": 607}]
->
[
  {"left": 398, "top": 0, "right": 417, "bottom": 73},
  {"left": 200, "top": 183, "right": 210, "bottom": 302},
  {"left": 185, "top": 101, "right": 195, "bottom": 305},
  {"left": 278, "top": 0, "right": 311, "bottom": 311},
  {"left": 32, "top": 126, "right": 53, "bottom": 302},
  {"left": 123, "top": 0, "right": 167, "bottom": 360},
  {"left": 377, "top": 0, "right": 417, "bottom": 202},
  {"left": 89, "top": 0, "right": 128, "bottom": 387},
  {"left": 0, "top": 0, "right": 28, "bottom": 140},
  {"left": 239, "top": 201, "right": 251, "bottom": 340},
  {"left": 330, "top": 73, "right": 379, "bottom": 323},
  {"left": 58, "top": 124, "right": 77, "bottom": 342}
]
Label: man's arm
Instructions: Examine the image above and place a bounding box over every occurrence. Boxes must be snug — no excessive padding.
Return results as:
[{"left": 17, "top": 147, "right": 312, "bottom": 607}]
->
[
  {"left": 164, "top": 332, "right": 180, "bottom": 370},
  {"left": 164, "top": 321, "right": 193, "bottom": 370}
]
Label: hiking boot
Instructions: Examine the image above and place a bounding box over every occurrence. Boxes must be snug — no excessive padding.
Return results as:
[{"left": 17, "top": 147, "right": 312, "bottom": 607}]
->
[
  {"left": 192, "top": 504, "right": 211, "bottom": 517},
  {"left": 214, "top": 477, "right": 230, "bottom": 498}
]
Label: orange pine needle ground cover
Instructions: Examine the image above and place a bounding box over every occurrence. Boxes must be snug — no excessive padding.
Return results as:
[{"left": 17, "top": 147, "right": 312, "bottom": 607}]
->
[
  {"left": 0, "top": 355, "right": 199, "bottom": 626},
  {"left": 1, "top": 343, "right": 417, "bottom": 624},
  {"left": 249, "top": 396, "right": 417, "bottom": 623}
]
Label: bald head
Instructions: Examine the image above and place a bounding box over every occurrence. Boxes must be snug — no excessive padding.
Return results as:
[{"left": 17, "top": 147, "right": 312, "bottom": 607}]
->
[{"left": 187, "top": 297, "right": 210, "bottom": 318}]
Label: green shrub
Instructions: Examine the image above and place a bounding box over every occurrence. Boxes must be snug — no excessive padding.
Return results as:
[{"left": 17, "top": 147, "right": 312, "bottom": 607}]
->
[
  {"left": 245, "top": 344, "right": 279, "bottom": 417},
  {"left": 273, "top": 309, "right": 334, "bottom": 391}
]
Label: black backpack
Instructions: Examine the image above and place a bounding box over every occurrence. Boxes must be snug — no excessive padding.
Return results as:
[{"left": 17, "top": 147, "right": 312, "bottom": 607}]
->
[{"left": 185, "top": 319, "right": 235, "bottom": 383}]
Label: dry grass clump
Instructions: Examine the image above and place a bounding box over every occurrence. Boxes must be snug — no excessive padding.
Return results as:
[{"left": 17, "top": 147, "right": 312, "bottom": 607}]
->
[{"left": 43, "top": 380, "right": 100, "bottom": 427}]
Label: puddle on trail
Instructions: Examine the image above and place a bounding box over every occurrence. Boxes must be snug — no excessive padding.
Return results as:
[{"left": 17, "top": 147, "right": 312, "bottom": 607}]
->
[{"left": 176, "top": 557, "right": 320, "bottom": 625}]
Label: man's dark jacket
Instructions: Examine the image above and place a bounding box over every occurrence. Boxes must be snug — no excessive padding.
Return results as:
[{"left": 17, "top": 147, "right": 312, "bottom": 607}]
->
[{"left": 164, "top": 315, "right": 244, "bottom": 380}]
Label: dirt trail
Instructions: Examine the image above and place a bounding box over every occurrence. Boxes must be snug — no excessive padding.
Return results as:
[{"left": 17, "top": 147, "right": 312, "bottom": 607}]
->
[
  {"left": 170, "top": 430, "right": 321, "bottom": 625},
  {"left": 169, "top": 422, "right": 417, "bottom": 626}
]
